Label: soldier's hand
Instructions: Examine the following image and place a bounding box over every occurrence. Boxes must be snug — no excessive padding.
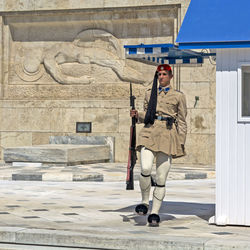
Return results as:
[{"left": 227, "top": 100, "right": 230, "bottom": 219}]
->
[{"left": 130, "top": 109, "right": 138, "bottom": 119}]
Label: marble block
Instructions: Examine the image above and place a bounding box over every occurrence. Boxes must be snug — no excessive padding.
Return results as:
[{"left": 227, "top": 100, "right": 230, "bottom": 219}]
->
[
  {"left": 4, "top": 144, "right": 110, "bottom": 165},
  {"left": 49, "top": 135, "right": 115, "bottom": 162}
]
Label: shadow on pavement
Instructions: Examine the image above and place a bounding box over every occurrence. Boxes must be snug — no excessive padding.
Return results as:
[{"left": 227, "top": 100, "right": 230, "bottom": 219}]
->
[
  {"left": 160, "top": 201, "right": 215, "bottom": 221},
  {"left": 120, "top": 213, "right": 176, "bottom": 226},
  {"left": 100, "top": 201, "right": 215, "bottom": 222}
]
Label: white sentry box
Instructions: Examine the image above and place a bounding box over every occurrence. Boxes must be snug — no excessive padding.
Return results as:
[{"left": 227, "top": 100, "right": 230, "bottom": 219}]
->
[{"left": 215, "top": 48, "right": 250, "bottom": 226}]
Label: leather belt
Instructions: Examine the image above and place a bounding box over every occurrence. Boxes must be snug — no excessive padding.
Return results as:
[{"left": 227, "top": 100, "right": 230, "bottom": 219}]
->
[{"left": 155, "top": 116, "right": 175, "bottom": 122}]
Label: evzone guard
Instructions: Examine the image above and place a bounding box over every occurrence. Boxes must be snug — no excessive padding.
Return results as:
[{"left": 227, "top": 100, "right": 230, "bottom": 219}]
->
[{"left": 130, "top": 64, "right": 187, "bottom": 227}]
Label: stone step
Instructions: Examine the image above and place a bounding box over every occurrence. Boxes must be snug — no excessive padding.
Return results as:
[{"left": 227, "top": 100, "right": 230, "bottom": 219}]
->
[
  {"left": 0, "top": 243, "right": 85, "bottom": 250},
  {"left": 3, "top": 144, "right": 110, "bottom": 165}
]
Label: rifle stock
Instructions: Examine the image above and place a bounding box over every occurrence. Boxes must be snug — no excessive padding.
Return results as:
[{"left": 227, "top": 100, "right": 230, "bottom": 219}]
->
[{"left": 126, "top": 83, "right": 137, "bottom": 190}]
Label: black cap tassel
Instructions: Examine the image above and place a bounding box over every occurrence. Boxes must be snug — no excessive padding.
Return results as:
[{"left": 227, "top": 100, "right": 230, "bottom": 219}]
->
[{"left": 144, "top": 71, "right": 158, "bottom": 125}]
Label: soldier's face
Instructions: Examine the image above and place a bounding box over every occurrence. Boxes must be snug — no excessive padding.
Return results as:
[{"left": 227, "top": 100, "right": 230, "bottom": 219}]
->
[{"left": 158, "top": 70, "right": 172, "bottom": 87}]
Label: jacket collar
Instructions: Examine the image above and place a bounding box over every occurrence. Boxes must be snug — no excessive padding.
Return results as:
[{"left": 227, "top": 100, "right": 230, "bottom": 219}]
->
[{"left": 159, "top": 84, "right": 172, "bottom": 93}]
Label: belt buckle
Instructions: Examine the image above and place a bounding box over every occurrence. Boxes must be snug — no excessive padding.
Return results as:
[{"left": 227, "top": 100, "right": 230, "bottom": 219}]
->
[{"left": 157, "top": 116, "right": 162, "bottom": 120}]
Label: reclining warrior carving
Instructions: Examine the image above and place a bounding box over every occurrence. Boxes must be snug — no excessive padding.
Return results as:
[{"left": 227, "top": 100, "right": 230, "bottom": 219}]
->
[{"left": 15, "top": 29, "right": 148, "bottom": 85}]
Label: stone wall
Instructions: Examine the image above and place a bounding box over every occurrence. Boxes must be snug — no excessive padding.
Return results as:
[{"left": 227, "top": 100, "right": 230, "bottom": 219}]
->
[{"left": 0, "top": 0, "right": 215, "bottom": 166}]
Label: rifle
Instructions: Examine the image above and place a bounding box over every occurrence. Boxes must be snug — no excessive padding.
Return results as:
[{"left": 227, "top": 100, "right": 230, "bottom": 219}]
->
[{"left": 126, "top": 83, "right": 137, "bottom": 190}]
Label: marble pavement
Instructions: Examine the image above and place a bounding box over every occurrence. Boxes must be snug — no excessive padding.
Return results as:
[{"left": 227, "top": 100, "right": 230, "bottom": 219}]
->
[
  {"left": 0, "top": 162, "right": 249, "bottom": 250},
  {"left": 0, "top": 179, "right": 249, "bottom": 249}
]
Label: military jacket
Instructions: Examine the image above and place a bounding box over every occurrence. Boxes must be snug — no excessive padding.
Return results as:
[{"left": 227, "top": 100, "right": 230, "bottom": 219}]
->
[{"left": 137, "top": 85, "right": 187, "bottom": 157}]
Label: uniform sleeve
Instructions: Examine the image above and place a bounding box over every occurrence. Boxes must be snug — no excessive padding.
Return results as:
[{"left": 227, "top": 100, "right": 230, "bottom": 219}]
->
[
  {"left": 177, "top": 93, "right": 187, "bottom": 145},
  {"left": 137, "top": 90, "right": 149, "bottom": 124}
]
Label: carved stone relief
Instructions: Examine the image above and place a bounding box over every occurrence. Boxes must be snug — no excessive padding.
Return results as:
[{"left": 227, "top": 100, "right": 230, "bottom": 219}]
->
[
  {"left": 14, "top": 29, "right": 148, "bottom": 85},
  {"left": 15, "top": 47, "right": 45, "bottom": 82}
]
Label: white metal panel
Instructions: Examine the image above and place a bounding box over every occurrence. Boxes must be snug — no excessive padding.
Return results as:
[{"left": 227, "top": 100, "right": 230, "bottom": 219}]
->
[
  {"left": 236, "top": 48, "right": 247, "bottom": 225},
  {"left": 216, "top": 48, "right": 250, "bottom": 226},
  {"left": 227, "top": 49, "right": 238, "bottom": 224},
  {"left": 245, "top": 124, "right": 250, "bottom": 223},
  {"left": 222, "top": 49, "right": 230, "bottom": 222},
  {"left": 216, "top": 49, "right": 231, "bottom": 225},
  {"left": 236, "top": 123, "right": 246, "bottom": 225},
  {"left": 215, "top": 49, "right": 223, "bottom": 223},
  {"left": 215, "top": 50, "right": 224, "bottom": 225}
]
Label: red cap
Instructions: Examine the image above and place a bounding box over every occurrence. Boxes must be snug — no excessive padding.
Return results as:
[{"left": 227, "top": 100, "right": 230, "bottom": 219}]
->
[{"left": 156, "top": 64, "right": 172, "bottom": 72}]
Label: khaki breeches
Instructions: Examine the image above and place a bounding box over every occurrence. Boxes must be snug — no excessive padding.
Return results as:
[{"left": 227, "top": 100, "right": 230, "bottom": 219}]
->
[{"left": 139, "top": 147, "right": 172, "bottom": 214}]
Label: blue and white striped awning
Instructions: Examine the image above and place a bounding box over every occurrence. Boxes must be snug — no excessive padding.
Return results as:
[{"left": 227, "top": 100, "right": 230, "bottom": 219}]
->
[{"left": 124, "top": 43, "right": 214, "bottom": 65}]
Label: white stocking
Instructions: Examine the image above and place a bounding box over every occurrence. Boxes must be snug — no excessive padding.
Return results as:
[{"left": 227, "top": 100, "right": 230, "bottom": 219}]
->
[
  {"left": 139, "top": 147, "right": 154, "bottom": 205},
  {"left": 151, "top": 152, "right": 171, "bottom": 214}
]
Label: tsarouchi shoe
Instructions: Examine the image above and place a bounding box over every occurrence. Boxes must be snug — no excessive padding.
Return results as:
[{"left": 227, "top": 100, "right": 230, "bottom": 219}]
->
[
  {"left": 148, "top": 213, "right": 160, "bottom": 227},
  {"left": 135, "top": 203, "right": 149, "bottom": 215}
]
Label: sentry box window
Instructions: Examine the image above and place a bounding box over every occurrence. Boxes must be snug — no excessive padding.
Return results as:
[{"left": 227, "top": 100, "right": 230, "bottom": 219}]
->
[
  {"left": 76, "top": 122, "right": 92, "bottom": 133},
  {"left": 238, "top": 64, "right": 250, "bottom": 122}
]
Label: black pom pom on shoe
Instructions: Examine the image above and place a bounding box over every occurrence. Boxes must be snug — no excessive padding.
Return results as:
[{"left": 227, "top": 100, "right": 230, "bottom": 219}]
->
[
  {"left": 148, "top": 213, "right": 160, "bottom": 227},
  {"left": 135, "top": 204, "right": 149, "bottom": 215}
]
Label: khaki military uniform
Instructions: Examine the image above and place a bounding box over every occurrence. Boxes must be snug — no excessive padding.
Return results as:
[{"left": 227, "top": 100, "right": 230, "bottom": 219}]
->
[{"left": 137, "top": 85, "right": 187, "bottom": 157}]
